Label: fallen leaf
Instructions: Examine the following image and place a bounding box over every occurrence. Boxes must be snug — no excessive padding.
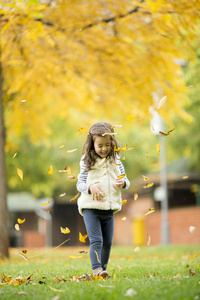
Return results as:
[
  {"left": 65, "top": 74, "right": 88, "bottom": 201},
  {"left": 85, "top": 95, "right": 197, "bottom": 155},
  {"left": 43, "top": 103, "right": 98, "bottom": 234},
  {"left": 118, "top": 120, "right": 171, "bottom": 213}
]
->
[
  {"left": 17, "top": 168, "right": 23, "bottom": 181},
  {"left": 94, "top": 251, "right": 101, "bottom": 264},
  {"left": 70, "top": 193, "right": 80, "bottom": 202},
  {"left": 142, "top": 175, "right": 148, "bottom": 181},
  {"left": 134, "top": 247, "right": 140, "bottom": 252},
  {"left": 155, "top": 144, "right": 160, "bottom": 155},
  {"left": 15, "top": 224, "right": 20, "bottom": 231},
  {"left": 144, "top": 208, "right": 155, "bottom": 216},
  {"left": 143, "top": 183, "right": 154, "bottom": 188},
  {"left": 60, "top": 227, "right": 70, "bottom": 234},
  {"left": 189, "top": 226, "right": 196, "bottom": 233},
  {"left": 156, "top": 95, "right": 167, "bottom": 110},
  {"left": 48, "top": 286, "right": 64, "bottom": 292},
  {"left": 121, "top": 217, "right": 126, "bottom": 221},
  {"left": 75, "top": 127, "right": 87, "bottom": 136},
  {"left": 159, "top": 128, "right": 175, "bottom": 136},
  {"left": 36, "top": 269, "right": 39, "bottom": 276},
  {"left": 121, "top": 199, "right": 127, "bottom": 205},
  {"left": 79, "top": 250, "right": 88, "bottom": 254},
  {"left": 13, "top": 152, "right": 17, "bottom": 158},
  {"left": 147, "top": 234, "right": 151, "bottom": 246},
  {"left": 17, "top": 218, "right": 26, "bottom": 224},
  {"left": 48, "top": 165, "right": 53, "bottom": 175},
  {"left": 189, "top": 269, "right": 196, "bottom": 276},
  {"left": 69, "top": 256, "right": 82, "bottom": 259},
  {"left": 190, "top": 253, "right": 200, "bottom": 259},
  {"left": 134, "top": 193, "right": 138, "bottom": 201},
  {"left": 79, "top": 232, "right": 88, "bottom": 243},
  {"left": 117, "top": 265, "right": 122, "bottom": 272}
]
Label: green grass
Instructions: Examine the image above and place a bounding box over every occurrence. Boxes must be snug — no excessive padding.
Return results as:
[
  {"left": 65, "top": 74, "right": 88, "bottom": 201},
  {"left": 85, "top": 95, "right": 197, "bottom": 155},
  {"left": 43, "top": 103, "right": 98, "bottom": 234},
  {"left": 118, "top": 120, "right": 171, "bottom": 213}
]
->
[{"left": 0, "top": 244, "right": 200, "bottom": 300}]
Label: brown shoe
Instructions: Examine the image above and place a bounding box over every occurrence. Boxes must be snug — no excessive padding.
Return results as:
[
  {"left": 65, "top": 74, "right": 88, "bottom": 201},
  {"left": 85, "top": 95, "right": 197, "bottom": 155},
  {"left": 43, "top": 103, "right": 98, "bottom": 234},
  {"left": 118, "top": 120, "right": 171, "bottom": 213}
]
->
[{"left": 99, "top": 270, "right": 109, "bottom": 278}]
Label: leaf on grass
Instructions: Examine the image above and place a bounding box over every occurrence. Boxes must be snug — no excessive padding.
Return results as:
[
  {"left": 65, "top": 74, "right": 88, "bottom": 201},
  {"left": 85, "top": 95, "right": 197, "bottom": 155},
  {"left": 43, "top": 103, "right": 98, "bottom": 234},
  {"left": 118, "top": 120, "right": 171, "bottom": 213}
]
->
[
  {"left": 79, "top": 250, "right": 88, "bottom": 254},
  {"left": 70, "top": 192, "right": 80, "bottom": 202},
  {"left": 79, "top": 232, "right": 88, "bottom": 243},
  {"left": 40, "top": 199, "right": 52, "bottom": 206},
  {"left": 17, "top": 218, "right": 26, "bottom": 224},
  {"left": 17, "top": 168, "right": 23, "bottom": 181},
  {"left": 134, "top": 193, "right": 138, "bottom": 201},
  {"left": 69, "top": 256, "right": 82, "bottom": 259},
  {"left": 36, "top": 269, "right": 39, "bottom": 276},
  {"left": 15, "top": 224, "right": 20, "bottom": 231},
  {"left": 143, "top": 183, "right": 154, "bottom": 189},
  {"left": 142, "top": 175, "right": 148, "bottom": 181},
  {"left": 117, "top": 265, "right": 122, "bottom": 272},
  {"left": 13, "top": 152, "right": 17, "bottom": 158},
  {"left": 94, "top": 251, "right": 101, "bottom": 264},
  {"left": 189, "top": 226, "right": 196, "bottom": 233},
  {"left": 48, "top": 165, "right": 53, "bottom": 175},
  {"left": 155, "top": 144, "right": 160, "bottom": 155},
  {"left": 159, "top": 128, "right": 175, "bottom": 136},
  {"left": 48, "top": 286, "right": 65, "bottom": 292},
  {"left": 60, "top": 227, "right": 70, "bottom": 234},
  {"left": 117, "top": 174, "right": 126, "bottom": 179},
  {"left": 126, "top": 115, "right": 135, "bottom": 121},
  {"left": 134, "top": 247, "right": 140, "bottom": 252},
  {"left": 156, "top": 96, "right": 167, "bottom": 110},
  {"left": 75, "top": 127, "right": 87, "bottom": 136},
  {"left": 147, "top": 234, "right": 151, "bottom": 246},
  {"left": 121, "top": 217, "right": 126, "bottom": 221},
  {"left": 144, "top": 208, "right": 155, "bottom": 216},
  {"left": 121, "top": 199, "right": 127, "bottom": 205}
]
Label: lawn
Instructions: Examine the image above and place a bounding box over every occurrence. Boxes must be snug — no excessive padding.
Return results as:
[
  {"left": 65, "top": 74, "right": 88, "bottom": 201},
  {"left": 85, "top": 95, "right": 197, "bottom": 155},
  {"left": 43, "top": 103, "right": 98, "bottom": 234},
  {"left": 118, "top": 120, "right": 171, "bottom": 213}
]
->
[{"left": 0, "top": 244, "right": 200, "bottom": 300}]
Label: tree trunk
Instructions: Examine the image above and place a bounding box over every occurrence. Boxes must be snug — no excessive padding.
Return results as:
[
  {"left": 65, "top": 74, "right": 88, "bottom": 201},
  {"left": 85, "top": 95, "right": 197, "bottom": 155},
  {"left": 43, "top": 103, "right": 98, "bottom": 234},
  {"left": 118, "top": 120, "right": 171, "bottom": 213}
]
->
[{"left": 0, "top": 52, "right": 9, "bottom": 258}]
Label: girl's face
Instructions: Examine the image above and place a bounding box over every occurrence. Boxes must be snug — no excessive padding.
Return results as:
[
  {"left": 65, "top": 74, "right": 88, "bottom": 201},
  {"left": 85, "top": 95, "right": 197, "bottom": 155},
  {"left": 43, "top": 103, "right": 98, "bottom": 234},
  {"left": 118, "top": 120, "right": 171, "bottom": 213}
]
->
[{"left": 93, "top": 135, "right": 111, "bottom": 158}]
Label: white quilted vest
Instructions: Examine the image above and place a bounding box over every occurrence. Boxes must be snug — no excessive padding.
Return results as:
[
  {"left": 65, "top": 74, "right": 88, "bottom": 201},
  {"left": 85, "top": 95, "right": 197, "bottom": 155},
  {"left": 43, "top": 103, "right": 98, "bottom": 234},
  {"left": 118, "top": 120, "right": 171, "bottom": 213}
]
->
[{"left": 78, "top": 157, "right": 123, "bottom": 215}]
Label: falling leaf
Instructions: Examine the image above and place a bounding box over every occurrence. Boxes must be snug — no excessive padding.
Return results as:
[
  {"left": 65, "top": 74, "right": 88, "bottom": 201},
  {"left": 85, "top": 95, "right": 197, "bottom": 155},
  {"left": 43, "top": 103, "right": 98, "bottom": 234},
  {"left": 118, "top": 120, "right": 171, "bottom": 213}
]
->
[
  {"left": 126, "top": 115, "right": 135, "bottom": 121},
  {"left": 159, "top": 128, "right": 175, "bottom": 136},
  {"left": 189, "top": 269, "right": 196, "bottom": 276},
  {"left": 48, "top": 165, "right": 53, "bottom": 175},
  {"left": 189, "top": 226, "right": 196, "bottom": 233},
  {"left": 79, "top": 232, "right": 88, "bottom": 243},
  {"left": 59, "top": 193, "right": 66, "bottom": 197},
  {"left": 70, "top": 192, "right": 80, "bottom": 202},
  {"left": 21, "top": 99, "right": 27, "bottom": 102},
  {"left": 17, "top": 168, "right": 23, "bottom": 181},
  {"left": 156, "top": 95, "right": 167, "bottom": 110},
  {"left": 18, "top": 253, "right": 28, "bottom": 262},
  {"left": 102, "top": 132, "right": 118, "bottom": 136},
  {"left": 40, "top": 199, "right": 52, "bottom": 206},
  {"left": 121, "top": 217, "right": 126, "bottom": 221},
  {"left": 144, "top": 208, "right": 155, "bottom": 216},
  {"left": 134, "top": 193, "right": 138, "bottom": 201},
  {"left": 126, "top": 146, "right": 135, "bottom": 151},
  {"left": 117, "top": 265, "right": 122, "bottom": 272},
  {"left": 67, "top": 148, "right": 77, "bottom": 153},
  {"left": 183, "top": 176, "right": 188, "bottom": 179},
  {"left": 94, "top": 251, "right": 101, "bottom": 264},
  {"left": 190, "top": 253, "right": 200, "bottom": 259},
  {"left": 155, "top": 144, "right": 160, "bottom": 155},
  {"left": 115, "top": 144, "right": 127, "bottom": 151},
  {"left": 17, "top": 218, "right": 26, "bottom": 224},
  {"left": 134, "top": 247, "right": 140, "bottom": 252},
  {"left": 146, "top": 152, "right": 148, "bottom": 158},
  {"left": 75, "top": 127, "right": 87, "bottom": 136},
  {"left": 22, "top": 250, "right": 27, "bottom": 254},
  {"left": 121, "top": 199, "right": 127, "bottom": 205},
  {"left": 15, "top": 224, "right": 20, "bottom": 231},
  {"left": 143, "top": 183, "right": 154, "bottom": 188},
  {"left": 117, "top": 174, "right": 126, "bottom": 179},
  {"left": 13, "top": 152, "right": 17, "bottom": 158},
  {"left": 147, "top": 234, "right": 151, "bottom": 246},
  {"left": 60, "top": 227, "right": 70, "bottom": 234},
  {"left": 142, "top": 175, "right": 148, "bottom": 181},
  {"left": 59, "top": 145, "right": 64, "bottom": 148},
  {"left": 36, "top": 269, "right": 39, "bottom": 276}
]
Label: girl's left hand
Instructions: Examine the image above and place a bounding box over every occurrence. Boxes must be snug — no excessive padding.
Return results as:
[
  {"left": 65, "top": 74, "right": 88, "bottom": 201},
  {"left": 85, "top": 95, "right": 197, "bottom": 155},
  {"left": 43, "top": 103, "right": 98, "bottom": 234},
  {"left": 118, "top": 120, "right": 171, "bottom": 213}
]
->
[{"left": 114, "top": 178, "right": 125, "bottom": 189}]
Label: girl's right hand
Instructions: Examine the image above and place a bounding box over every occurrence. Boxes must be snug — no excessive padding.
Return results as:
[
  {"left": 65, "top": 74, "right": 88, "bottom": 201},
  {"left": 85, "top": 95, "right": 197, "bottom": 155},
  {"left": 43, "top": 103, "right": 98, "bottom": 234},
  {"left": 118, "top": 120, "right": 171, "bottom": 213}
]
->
[{"left": 89, "top": 185, "right": 104, "bottom": 201}]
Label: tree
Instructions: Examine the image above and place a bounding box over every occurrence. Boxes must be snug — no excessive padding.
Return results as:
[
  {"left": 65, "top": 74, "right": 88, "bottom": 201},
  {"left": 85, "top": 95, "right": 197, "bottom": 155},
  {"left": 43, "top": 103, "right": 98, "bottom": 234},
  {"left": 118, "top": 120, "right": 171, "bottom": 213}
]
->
[{"left": 0, "top": 0, "right": 200, "bottom": 257}]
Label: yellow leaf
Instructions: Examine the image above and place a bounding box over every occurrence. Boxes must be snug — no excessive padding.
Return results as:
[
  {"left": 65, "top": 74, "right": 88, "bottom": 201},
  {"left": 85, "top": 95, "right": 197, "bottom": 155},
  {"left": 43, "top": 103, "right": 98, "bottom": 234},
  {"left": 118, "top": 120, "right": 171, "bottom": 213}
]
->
[
  {"left": 121, "top": 199, "right": 127, "bottom": 205},
  {"left": 114, "top": 144, "right": 127, "bottom": 151},
  {"left": 15, "top": 224, "right": 20, "bottom": 231},
  {"left": 159, "top": 128, "right": 175, "bottom": 136},
  {"left": 48, "top": 165, "right": 53, "bottom": 175},
  {"left": 155, "top": 144, "right": 160, "bottom": 155},
  {"left": 144, "top": 208, "right": 155, "bottom": 216},
  {"left": 17, "top": 218, "right": 26, "bottom": 224},
  {"left": 40, "top": 199, "right": 52, "bottom": 206},
  {"left": 70, "top": 192, "right": 80, "bottom": 202},
  {"left": 60, "top": 226, "right": 70, "bottom": 234},
  {"left": 79, "top": 232, "right": 88, "bottom": 243},
  {"left": 75, "top": 127, "right": 87, "bottom": 136},
  {"left": 190, "top": 253, "right": 200, "bottom": 259},
  {"left": 134, "top": 193, "right": 138, "bottom": 201},
  {"left": 147, "top": 234, "right": 151, "bottom": 246},
  {"left": 17, "top": 168, "right": 23, "bottom": 181},
  {"left": 94, "top": 250, "right": 101, "bottom": 264},
  {"left": 146, "top": 152, "right": 148, "bottom": 158},
  {"left": 18, "top": 253, "right": 28, "bottom": 262},
  {"left": 142, "top": 175, "right": 148, "bottom": 181},
  {"left": 69, "top": 256, "right": 82, "bottom": 259},
  {"left": 126, "top": 146, "right": 135, "bottom": 151},
  {"left": 102, "top": 132, "right": 118, "bottom": 136},
  {"left": 143, "top": 183, "right": 154, "bottom": 188},
  {"left": 121, "top": 217, "right": 126, "bottom": 221},
  {"left": 183, "top": 176, "right": 188, "bottom": 179},
  {"left": 48, "top": 286, "right": 65, "bottom": 292},
  {"left": 126, "top": 115, "right": 135, "bottom": 121},
  {"left": 13, "top": 152, "right": 17, "bottom": 158}
]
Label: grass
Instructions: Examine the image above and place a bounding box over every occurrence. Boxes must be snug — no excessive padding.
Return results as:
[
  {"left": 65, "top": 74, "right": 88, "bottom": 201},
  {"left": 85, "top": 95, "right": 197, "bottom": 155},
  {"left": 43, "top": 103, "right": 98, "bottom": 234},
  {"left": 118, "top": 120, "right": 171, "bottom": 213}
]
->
[{"left": 0, "top": 244, "right": 200, "bottom": 300}]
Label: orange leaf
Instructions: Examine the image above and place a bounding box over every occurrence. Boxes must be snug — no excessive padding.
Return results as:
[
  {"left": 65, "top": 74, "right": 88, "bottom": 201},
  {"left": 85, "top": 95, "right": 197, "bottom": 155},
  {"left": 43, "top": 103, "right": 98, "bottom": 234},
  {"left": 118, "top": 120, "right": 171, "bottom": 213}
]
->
[
  {"left": 70, "top": 192, "right": 80, "bottom": 202},
  {"left": 143, "top": 183, "right": 154, "bottom": 188}
]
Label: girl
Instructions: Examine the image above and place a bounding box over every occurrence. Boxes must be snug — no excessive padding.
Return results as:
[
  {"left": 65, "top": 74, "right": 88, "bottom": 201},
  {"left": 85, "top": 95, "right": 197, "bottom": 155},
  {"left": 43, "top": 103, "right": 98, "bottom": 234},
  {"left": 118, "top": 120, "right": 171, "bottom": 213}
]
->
[{"left": 76, "top": 122, "right": 130, "bottom": 278}]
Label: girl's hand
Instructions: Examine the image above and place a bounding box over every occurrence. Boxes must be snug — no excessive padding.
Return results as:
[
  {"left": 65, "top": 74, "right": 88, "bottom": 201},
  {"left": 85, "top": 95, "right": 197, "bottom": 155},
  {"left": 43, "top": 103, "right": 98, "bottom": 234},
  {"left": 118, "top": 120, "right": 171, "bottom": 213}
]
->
[
  {"left": 114, "top": 178, "right": 126, "bottom": 189},
  {"left": 89, "top": 184, "right": 104, "bottom": 201}
]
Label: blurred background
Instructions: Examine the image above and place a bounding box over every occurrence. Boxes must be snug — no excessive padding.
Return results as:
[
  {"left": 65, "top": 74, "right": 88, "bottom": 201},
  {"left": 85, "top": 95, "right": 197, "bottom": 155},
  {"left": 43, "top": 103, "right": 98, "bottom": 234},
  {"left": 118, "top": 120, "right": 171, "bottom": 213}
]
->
[{"left": 1, "top": 0, "right": 200, "bottom": 255}]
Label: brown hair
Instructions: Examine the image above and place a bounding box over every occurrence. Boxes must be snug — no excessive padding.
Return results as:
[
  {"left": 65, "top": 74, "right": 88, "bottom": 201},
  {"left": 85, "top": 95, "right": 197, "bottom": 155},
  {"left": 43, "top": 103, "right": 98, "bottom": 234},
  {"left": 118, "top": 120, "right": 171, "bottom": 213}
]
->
[{"left": 82, "top": 122, "right": 119, "bottom": 171}]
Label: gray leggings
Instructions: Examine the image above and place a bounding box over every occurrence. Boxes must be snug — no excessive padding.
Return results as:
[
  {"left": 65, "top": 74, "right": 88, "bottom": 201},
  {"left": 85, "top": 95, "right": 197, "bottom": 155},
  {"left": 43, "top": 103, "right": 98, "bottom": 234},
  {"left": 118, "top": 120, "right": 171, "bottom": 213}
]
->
[{"left": 83, "top": 209, "right": 114, "bottom": 271}]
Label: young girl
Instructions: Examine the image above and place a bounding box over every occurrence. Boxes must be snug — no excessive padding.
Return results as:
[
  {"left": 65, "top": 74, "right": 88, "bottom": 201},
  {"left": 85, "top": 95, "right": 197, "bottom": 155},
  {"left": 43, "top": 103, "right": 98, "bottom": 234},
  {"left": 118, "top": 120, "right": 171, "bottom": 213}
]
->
[{"left": 76, "top": 122, "right": 130, "bottom": 278}]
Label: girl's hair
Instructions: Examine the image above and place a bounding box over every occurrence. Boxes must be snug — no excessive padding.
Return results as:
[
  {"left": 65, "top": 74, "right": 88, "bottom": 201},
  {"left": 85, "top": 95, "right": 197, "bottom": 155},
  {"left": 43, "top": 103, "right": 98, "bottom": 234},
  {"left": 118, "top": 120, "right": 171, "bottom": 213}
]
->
[{"left": 82, "top": 122, "right": 119, "bottom": 171}]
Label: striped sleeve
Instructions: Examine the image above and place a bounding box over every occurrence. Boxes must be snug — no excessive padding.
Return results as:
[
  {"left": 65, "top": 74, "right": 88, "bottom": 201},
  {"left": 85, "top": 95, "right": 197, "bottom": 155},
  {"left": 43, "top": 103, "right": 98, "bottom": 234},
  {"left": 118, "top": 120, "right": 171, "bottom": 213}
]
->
[
  {"left": 119, "top": 161, "right": 130, "bottom": 190},
  {"left": 76, "top": 159, "right": 91, "bottom": 194}
]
